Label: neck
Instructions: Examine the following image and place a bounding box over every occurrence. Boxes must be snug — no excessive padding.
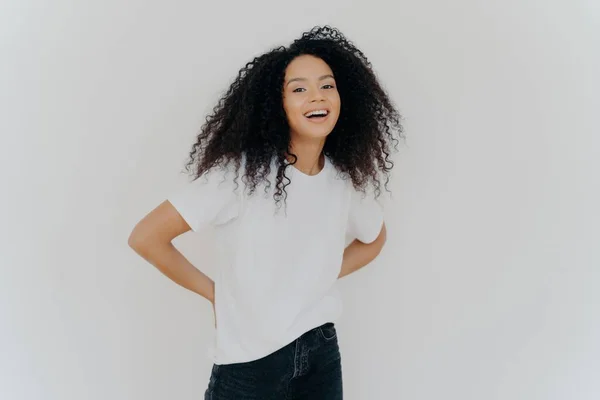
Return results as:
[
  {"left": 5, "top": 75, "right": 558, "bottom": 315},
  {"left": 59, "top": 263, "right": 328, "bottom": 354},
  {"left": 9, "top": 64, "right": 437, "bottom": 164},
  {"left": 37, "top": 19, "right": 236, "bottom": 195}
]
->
[{"left": 288, "top": 135, "right": 326, "bottom": 176}]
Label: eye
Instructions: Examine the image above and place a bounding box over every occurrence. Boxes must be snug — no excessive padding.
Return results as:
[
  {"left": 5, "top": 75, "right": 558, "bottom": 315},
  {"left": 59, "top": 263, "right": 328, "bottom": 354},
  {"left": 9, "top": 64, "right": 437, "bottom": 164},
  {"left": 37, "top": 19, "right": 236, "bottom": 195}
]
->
[
  {"left": 322, "top": 84, "right": 335, "bottom": 89},
  {"left": 293, "top": 87, "right": 306, "bottom": 93}
]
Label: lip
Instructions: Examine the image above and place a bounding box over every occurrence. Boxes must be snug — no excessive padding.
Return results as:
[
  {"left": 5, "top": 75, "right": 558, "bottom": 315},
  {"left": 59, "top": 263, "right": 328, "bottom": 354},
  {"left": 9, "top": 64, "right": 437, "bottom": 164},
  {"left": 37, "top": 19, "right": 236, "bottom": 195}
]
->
[
  {"left": 303, "top": 108, "right": 331, "bottom": 124},
  {"left": 304, "top": 113, "right": 331, "bottom": 124},
  {"left": 304, "top": 108, "right": 330, "bottom": 116}
]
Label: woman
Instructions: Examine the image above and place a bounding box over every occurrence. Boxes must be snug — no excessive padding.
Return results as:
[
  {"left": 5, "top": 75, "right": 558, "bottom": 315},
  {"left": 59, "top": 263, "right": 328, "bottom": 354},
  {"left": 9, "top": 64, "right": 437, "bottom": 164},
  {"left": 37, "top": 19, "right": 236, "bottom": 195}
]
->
[{"left": 128, "top": 25, "right": 402, "bottom": 399}]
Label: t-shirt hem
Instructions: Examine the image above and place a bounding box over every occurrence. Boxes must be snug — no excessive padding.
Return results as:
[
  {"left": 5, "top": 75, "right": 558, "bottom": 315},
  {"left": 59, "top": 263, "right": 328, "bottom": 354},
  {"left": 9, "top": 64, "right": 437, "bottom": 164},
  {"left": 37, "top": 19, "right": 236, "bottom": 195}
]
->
[{"left": 210, "top": 319, "right": 339, "bottom": 365}]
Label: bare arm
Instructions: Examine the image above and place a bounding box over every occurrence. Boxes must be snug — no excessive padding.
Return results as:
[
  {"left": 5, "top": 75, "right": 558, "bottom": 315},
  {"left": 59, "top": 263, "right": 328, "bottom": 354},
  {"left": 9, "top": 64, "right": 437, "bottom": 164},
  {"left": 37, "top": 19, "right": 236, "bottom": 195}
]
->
[
  {"left": 338, "top": 222, "right": 387, "bottom": 279},
  {"left": 128, "top": 200, "right": 215, "bottom": 303}
]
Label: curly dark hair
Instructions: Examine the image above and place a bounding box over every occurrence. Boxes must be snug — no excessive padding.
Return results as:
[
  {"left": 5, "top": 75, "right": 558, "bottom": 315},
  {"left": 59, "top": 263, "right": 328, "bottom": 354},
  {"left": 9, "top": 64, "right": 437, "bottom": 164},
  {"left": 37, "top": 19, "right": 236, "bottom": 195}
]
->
[{"left": 184, "top": 25, "right": 403, "bottom": 205}]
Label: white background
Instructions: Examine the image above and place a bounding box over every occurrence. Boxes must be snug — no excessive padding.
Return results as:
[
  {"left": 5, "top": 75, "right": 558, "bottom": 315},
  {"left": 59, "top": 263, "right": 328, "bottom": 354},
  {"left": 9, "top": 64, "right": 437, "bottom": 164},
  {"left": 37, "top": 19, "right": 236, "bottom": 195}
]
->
[{"left": 1, "top": 0, "right": 598, "bottom": 399}]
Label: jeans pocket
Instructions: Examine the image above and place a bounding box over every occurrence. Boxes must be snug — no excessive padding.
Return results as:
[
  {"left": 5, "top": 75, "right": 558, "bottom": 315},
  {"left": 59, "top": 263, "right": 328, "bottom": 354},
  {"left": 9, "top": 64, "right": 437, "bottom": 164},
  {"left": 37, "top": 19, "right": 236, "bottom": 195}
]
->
[{"left": 318, "top": 322, "right": 337, "bottom": 341}]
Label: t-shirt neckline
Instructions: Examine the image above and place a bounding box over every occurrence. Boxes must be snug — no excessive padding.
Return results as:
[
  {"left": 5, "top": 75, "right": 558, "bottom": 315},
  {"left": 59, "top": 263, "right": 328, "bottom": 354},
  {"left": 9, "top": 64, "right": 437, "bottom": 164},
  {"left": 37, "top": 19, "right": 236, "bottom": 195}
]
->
[{"left": 290, "top": 155, "right": 329, "bottom": 179}]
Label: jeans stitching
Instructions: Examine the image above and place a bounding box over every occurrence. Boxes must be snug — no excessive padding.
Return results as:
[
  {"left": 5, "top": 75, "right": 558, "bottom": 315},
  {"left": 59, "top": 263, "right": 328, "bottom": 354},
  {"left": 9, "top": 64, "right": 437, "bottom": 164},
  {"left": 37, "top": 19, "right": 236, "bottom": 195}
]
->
[
  {"left": 292, "top": 338, "right": 300, "bottom": 378},
  {"left": 318, "top": 324, "right": 337, "bottom": 341}
]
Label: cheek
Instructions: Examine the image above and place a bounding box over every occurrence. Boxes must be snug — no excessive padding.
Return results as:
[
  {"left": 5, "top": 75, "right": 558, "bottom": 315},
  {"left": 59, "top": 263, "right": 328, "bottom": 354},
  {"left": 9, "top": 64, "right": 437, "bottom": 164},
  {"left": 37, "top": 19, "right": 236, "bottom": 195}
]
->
[
  {"left": 330, "top": 93, "right": 341, "bottom": 125},
  {"left": 284, "top": 97, "right": 304, "bottom": 123},
  {"left": 329, "top": 92, "right": 341, "bottom": 114}
]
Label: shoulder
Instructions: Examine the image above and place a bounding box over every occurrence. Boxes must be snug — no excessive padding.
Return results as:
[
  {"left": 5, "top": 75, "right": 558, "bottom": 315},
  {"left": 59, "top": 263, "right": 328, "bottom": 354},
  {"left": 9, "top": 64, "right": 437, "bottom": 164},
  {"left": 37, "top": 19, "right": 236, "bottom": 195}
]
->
[
  {"left": 192, "top": 158, "right": 245, "bottom": 191},
  {"left": 168, "top": 160, "right": 244, "bottom": 230},
  {"left": 347, "top": 185, "right": 385, "bottom": 244}
]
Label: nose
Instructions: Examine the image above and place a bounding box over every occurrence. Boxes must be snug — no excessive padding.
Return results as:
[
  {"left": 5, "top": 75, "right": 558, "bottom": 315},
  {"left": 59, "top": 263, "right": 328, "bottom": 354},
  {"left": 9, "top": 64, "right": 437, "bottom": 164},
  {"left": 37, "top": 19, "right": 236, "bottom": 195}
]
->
[{"left": 310, "top": 87, "right": 326, "bottom": 103}]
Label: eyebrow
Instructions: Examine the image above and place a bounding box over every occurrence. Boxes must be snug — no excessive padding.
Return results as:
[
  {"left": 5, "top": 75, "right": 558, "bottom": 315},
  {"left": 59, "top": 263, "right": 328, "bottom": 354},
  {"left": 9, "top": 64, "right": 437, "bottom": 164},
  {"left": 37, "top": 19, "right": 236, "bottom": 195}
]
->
[{"left": 285, "top": 74, "right": 335, "bottom": 87}]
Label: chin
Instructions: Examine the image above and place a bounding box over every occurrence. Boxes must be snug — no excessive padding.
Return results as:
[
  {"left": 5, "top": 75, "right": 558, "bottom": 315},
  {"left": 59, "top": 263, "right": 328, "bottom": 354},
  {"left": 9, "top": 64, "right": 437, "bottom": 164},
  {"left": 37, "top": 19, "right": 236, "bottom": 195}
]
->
[
  {"left": 295, "top": 130, "right": 331, "bottom": 141},
  {"left": 296, "top": 124, "right": 336, "bottom": 140}
]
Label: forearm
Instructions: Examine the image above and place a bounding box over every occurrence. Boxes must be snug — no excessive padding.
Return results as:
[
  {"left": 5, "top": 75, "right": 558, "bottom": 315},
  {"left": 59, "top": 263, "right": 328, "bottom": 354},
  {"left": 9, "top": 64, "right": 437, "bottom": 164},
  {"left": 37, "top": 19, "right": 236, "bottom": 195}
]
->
[
  {"left": 338, "top": 224, "right": 387, "bottom": 279},
  {"left": 131, "top": 241, "right": 214, "bottom": 303}
]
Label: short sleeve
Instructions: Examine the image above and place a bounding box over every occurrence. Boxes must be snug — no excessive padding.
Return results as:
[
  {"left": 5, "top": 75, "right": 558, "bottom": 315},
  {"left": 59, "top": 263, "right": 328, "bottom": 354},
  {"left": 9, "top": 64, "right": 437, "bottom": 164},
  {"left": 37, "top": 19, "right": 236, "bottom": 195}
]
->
[
  {"left": 168, "top": 167, "right": 241, "bottom": 232},
  {"left": 347, "top": 189, "right": 384, "bottom": 244}
]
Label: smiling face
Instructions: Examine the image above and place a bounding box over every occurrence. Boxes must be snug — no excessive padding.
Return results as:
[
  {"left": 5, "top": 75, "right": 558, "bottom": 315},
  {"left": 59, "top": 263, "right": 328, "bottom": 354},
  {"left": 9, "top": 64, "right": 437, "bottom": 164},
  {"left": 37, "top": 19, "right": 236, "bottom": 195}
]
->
[{"left": 283, "top": 55, "right": 341, "bottom": 141}]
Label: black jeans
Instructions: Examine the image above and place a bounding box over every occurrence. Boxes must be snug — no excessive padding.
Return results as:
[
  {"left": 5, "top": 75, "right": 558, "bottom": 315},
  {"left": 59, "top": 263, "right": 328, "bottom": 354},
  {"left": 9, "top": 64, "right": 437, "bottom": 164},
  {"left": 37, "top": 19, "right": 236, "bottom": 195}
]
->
[{"left": 204, "top": 322, "right": 343, "bottom": 400}]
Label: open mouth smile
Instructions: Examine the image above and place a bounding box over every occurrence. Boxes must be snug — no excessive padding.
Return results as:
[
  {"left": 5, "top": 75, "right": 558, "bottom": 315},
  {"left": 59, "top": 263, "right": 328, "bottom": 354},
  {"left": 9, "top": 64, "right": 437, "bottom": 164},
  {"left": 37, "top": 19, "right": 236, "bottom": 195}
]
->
[{"left": 303, "top": 109, "right": 330, "bottom": 123}]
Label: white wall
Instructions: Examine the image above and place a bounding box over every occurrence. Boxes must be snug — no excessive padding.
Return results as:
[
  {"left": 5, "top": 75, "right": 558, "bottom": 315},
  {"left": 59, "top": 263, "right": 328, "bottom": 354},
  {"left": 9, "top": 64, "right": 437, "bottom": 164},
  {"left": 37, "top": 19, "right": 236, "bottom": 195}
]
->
[{"left": 1, "top": 0, "right": 598, "bottom": 399}]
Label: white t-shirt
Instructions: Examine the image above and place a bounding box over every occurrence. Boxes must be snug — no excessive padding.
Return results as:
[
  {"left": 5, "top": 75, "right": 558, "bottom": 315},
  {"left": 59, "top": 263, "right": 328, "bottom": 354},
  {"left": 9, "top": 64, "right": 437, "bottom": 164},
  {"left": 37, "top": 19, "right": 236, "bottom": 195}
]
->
[{"left": 168, "top": 155, "right": 384, "bottom": 365}]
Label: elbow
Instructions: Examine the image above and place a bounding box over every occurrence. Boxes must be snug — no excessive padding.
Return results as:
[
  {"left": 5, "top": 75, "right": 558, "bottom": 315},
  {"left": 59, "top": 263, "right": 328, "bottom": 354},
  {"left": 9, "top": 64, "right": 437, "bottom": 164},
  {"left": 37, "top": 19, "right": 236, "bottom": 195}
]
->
[
  {"left": 128, "top": 224, "right": 153, "bottom": 255},
  {"left": 128, "top": 224, "right": 173, "bottom": 258},
  {"left": 128, "top": 228, "right": 143, "bottom": 252}
]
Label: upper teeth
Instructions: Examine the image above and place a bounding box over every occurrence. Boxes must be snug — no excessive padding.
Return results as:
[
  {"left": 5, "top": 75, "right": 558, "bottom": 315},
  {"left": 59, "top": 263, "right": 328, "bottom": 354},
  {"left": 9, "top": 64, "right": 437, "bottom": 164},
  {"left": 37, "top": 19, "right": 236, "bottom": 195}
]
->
[{"left": 305, "top": 110, "right": 328, "bottom": 117}]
